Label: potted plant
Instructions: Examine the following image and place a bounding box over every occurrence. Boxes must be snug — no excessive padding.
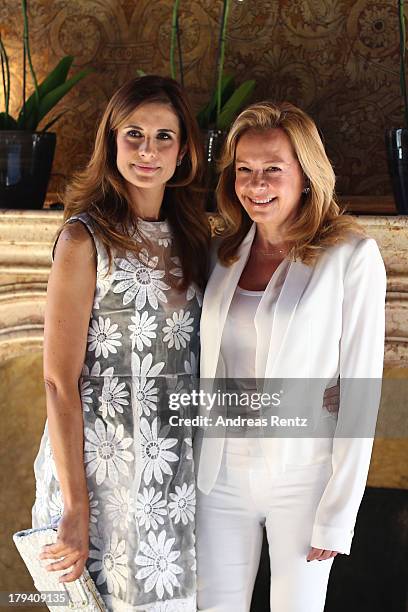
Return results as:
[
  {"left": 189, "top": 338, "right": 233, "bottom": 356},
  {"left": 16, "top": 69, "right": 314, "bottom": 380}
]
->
[
  {"left": 0, "top": 0, "right": 91, "bottom": 209},
  {"left": 171, "top": 0, "right": 256, "bottom": 209},
  {"left": 386, "top": 0, "right": 408, "bottom": 213}
]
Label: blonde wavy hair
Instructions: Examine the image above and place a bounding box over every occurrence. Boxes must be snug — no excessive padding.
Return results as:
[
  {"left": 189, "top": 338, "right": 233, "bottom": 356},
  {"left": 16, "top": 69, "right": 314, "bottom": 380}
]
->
[{"left": 216, "top": 101, "right": 364, "bottom": 265}]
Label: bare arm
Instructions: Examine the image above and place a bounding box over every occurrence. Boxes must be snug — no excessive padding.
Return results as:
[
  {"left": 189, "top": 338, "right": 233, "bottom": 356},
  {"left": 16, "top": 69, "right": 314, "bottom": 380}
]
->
[{"left": 39, "top": 221, "right": 96, "bottom": 581}]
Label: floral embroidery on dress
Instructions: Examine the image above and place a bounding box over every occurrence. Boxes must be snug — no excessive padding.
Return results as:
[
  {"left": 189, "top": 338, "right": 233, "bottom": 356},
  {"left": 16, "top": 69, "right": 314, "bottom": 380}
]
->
[
  {"left": 88, "top": 531, "right": 128, "bottom": 597},
  {"left": 113, "top": 250, "right": 170, "bottom": 309},
  {"left": 170, "top": 257, "right": 202, "bottom": 305},
  {"left": 84, "top": 420, "right": 134, "bottom": 485},
  {"left": 106, "top": 487, "right": 134, "bottom": 530},
  {"left": 135, "top": 530, "right": 183, "bottom": 599},
  {"left": 183, "top": 352, "right": 197, "bottom": 376},
  {"left": 140, "top": 417, "right": 179, "bottom": 485},
  {"left": 33, "top": 214, "right": 199, "bottom": 611},
  {"left": 162, "top": 310, "right": 194, "bottom": 350},
  {"left": 98, "top": 376, "right": 129, "bottom": 419},
  {"left": 89, "top": 490, "right": 100, "bottom": 524},
  {"left": 88, "top": 316, "right": 122, "bottom": 358},
  {"left": 132, "top": 353, "right": 165, "bottom": 417},
  {"left": 129, "top": 311, "right": 158, "bottom": 351},
  {"left": 168, "top": 484, "right": 195, "bottom": 525},
  {"left": 136, "top": 487, "right": 167, "bottom": 530}
]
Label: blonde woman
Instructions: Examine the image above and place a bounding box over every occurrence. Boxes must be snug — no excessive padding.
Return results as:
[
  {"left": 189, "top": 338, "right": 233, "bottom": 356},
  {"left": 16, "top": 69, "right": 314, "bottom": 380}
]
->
[{"left": 195, "top": 102, "right": 386, "bottom": 611}]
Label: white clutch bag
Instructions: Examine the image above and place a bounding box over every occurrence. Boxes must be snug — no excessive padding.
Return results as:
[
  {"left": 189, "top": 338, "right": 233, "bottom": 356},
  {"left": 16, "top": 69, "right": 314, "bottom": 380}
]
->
[{"left": 13, "top": 527, "right": 107, "bottom": 612}]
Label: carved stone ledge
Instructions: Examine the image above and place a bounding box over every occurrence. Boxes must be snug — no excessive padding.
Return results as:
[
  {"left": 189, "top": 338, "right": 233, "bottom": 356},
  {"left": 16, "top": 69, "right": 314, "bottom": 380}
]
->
[
  {"left": 0, "top": 210, "right": 61, "bottom": 284},
  {"left": 0, "top": 282, "right": 47, "bottom": 361},
  {"left": 0, "top": 210, "right": 407, "bottom": 366},
  {"left": 357, "top": 217, "right": 408, "bottom": 367}
]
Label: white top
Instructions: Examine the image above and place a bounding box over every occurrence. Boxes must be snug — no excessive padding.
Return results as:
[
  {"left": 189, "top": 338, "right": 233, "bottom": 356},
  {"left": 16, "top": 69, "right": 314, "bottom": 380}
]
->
[
  {"left": 220, "top": 259, "right": 290, "bottom": 380},
  {"left": 220, "top": 286, "right": 263, "bottom": 379},
  {"left": 220, "top": 258, "right": 290, "bottom": 443}
]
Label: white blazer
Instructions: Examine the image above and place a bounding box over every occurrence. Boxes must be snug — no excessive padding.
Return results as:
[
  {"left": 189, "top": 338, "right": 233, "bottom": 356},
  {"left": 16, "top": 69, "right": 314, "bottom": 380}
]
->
[{"left": 195, "top": 223, "right": 386, "bottom": 554}]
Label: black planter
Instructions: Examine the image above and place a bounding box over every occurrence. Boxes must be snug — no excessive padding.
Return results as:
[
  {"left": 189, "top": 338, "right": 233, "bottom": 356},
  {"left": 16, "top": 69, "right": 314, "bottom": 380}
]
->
[
  {"left": 202, "top": 129, "right": 226, "bottom": 211},
  {"left": 0, "top": 131, "right": 56, "bottom": 209},
  {"left": 385, "top": 128, "right": 408, "bottom": 214}
]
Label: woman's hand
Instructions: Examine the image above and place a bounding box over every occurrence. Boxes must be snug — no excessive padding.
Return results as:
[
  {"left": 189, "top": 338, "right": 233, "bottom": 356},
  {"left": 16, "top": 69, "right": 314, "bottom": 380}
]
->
[
  {"left": 306, "top": 547, "right": 338, "bottom": 562},
  {"left": 39, "top": 508, "right": 90, "bottom": 582},
  {"left": 322, "top": 379, "right": 340, "bottom": 413}
]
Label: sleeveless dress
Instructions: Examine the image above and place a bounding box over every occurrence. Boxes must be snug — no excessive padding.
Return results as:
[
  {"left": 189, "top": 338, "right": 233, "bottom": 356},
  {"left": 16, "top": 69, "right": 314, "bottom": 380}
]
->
[{"left": 32, "top": 213, "right": 201, "bottom": 612}]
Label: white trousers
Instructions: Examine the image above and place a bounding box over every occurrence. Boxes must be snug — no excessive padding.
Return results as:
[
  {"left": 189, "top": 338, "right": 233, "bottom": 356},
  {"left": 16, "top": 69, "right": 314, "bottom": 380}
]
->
[{"left": 196, "top": 439, "right": 334, "bottom": 612}]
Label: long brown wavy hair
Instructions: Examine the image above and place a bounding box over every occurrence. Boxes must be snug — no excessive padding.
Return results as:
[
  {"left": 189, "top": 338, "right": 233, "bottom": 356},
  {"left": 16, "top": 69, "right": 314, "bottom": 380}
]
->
[
  {"left": 216, "top": 101, "right": 364, "bottom": 266},
  {"left": 62, "top": 75, "right": 210, "bottom": 289}
]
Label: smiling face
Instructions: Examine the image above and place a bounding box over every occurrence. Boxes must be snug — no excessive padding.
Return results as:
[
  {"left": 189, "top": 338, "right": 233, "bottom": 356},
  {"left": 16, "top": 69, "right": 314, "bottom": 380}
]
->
[
  {"left": 234, "top": 128, "right": 306, "bottom": 233},
  {"left": 116, "top": 101, "right": 184, "bottom": 197}
]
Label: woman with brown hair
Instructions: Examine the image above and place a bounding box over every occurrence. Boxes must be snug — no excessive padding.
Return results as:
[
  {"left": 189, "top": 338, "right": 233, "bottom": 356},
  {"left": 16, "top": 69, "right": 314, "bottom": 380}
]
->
[
  {"left": 32, "top": 75, "right": 210, "bottom": 612},
  {"left": 195, "top": 101, "right": 386, "bottom": 611}
]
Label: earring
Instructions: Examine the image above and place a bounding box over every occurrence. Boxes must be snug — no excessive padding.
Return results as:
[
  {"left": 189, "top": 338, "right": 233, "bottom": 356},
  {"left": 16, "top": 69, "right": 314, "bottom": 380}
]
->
[
  {"left": 176, "top": 159, "right": 182, "bottom": 167},
  {"left": 302, "top": 186, "right": 310, "bottom": 194}
]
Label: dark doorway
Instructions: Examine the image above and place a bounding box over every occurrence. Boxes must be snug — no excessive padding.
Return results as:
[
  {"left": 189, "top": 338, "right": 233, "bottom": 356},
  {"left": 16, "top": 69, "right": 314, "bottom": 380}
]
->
[{"left": 250, "top": 487, "right": 408, "bottom": 612}]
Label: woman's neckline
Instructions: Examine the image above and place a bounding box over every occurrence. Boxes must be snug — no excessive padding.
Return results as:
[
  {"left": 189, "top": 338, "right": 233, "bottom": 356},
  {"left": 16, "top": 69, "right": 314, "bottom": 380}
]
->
[
  {"left": 238, "top": 257, "right": 289, "bottom": 293},
  {"left": 137, "top": 217, "right": 170, "bottom": 232},
  {"left": 236, "top": 286, "right": 265, "bottom": 296},
  {"left": 138, "top": 217, "right": 168, "bottom": 225}
]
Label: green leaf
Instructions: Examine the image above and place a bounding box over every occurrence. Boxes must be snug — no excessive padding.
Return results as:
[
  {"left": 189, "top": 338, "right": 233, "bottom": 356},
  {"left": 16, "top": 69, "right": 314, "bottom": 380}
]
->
[
  {"left": 137, "top": 69, "right": 146, "bottom": 77},
  {"left": 216, "top": 79, "right": 256, "bottom": 130},
  {"left": 17, "top": 56, "right": 74, "bottom": 129},
  {"left": 30, "top": 67, "right": 93, "bottom": 131},
  {"left": 196, "top": 74, "right": 235, "bottom": 129},
  {"left": 170, "top": 0, "right": 181, "bottom": 80},
  {"left": 196, "top": 101, "right": 212, "bottom": 129},
  {"left": 0, "top": 34, "right": 11, "bottom": 116},
  {"left": 399, "top": 0, "right": 408, "bottom": 126},
  {"left": 0, "top": 112, "right": 18, "bottom": 129}
]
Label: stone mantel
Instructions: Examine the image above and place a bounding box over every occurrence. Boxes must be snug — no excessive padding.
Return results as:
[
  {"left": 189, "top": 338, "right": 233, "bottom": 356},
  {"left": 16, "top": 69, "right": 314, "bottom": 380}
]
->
[
  {"left": 0, "top": 210, "right": 61, "bottom": 282},
  {"left": 0, "top": 210, "right": 407, "bottom": 366},
  {"left": 0, "top": 210, "right": 60, "bottom": 360}
]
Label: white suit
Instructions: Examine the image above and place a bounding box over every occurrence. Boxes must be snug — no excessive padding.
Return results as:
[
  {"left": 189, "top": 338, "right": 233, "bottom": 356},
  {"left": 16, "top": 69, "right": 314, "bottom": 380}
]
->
[{"left": 194, "top": 225, "right": 386, "bottom": 611}]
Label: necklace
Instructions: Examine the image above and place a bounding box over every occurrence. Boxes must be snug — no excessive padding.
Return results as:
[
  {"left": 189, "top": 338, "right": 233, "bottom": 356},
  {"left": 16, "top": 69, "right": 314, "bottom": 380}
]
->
[
  {"left": 252, "top": 248, "right": 285, "bottom": 256},
  {"left": 252, "top": 244, "right": 289, "bottom": 257}
]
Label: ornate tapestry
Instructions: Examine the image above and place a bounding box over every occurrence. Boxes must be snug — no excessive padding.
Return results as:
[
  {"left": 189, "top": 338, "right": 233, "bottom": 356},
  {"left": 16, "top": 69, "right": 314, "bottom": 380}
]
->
[{"left": 1, "top": 0, "right": 403, "bottom": 196}]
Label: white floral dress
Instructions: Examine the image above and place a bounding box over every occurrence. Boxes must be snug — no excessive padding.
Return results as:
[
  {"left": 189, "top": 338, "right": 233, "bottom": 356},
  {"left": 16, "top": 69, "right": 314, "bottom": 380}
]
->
[{"left": 32, "top": 213, "right": 201, "bottom": 612}]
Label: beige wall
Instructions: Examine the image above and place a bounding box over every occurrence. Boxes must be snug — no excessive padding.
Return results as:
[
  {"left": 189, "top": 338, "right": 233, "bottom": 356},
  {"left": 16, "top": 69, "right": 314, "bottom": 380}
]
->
[
  {"left": 0, "top": 353, "right": 47, "bottom": 609},
  {"left": 2, "top": 0, "right": 405, "bottom": 197}
]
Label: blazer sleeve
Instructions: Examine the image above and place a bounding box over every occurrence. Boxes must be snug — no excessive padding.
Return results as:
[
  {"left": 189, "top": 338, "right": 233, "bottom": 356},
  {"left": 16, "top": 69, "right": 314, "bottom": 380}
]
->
[{"left": 311, "top": 238, "right": 387, "bottom": 554}]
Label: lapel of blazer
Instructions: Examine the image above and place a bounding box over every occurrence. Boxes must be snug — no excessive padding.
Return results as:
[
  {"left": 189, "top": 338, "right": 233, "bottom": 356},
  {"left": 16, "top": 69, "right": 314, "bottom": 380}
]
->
[
  {"left": 201, "top": 224, "right": 256, "bottom": 380},
  {"left": 256, "top": 260, "right": 314, "bottom": 379}
]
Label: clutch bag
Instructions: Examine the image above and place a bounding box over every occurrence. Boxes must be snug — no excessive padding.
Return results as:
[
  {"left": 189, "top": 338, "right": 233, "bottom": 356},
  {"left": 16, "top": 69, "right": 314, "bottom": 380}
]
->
[{"left": 13, "top": 527, "right": 107, "bottom": 611}]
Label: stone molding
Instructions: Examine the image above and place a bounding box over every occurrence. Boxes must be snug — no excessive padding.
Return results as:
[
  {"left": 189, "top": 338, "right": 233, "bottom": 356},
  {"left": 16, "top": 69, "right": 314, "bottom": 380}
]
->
[
  {"left": 0, "top": 211, "right": 60, "bottom": 361},
  {"left": 0, "top": 210, "right": 407, "bottom": 365},
  {"left": 0, "top": 210, "right": 61, "bottom": 282}
]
